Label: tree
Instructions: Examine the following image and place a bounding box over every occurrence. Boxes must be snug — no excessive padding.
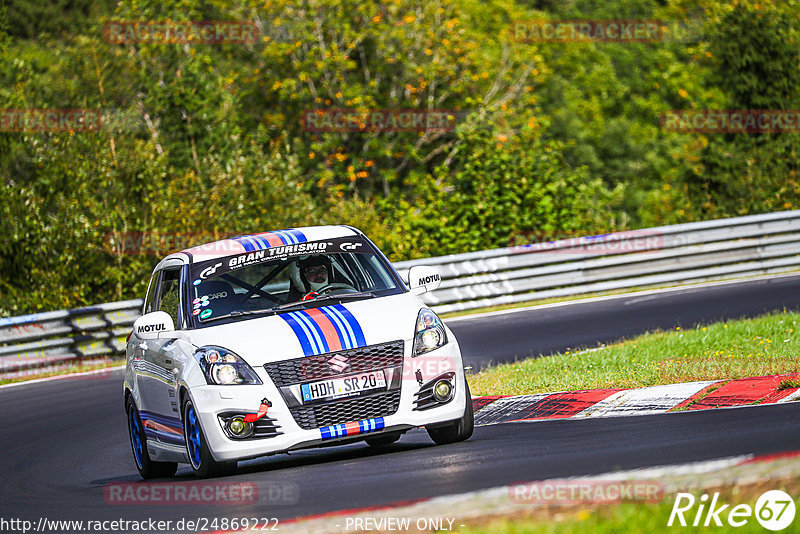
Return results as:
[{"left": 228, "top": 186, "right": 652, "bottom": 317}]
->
[{"left": 684, "top": 0, "right": 800, "bottom": 218}]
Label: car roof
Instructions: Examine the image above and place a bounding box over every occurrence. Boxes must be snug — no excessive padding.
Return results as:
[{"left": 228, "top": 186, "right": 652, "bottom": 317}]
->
[{"left": 165, "top": 225, "right": 362, "bottom": 264}]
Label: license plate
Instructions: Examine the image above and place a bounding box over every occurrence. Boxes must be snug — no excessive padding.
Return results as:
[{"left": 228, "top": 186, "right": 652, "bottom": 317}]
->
[{"left": 301, "top": 370, "right": 386, "bottom": 403}]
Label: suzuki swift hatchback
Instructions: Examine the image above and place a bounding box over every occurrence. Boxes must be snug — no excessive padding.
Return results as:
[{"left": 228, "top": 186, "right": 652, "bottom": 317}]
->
[{"left": 124, "top": 225, "right": 473, "bottom": 478}]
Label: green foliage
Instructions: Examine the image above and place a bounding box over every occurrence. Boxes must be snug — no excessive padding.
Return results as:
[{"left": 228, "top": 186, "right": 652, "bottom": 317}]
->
[
  {"left": 709, "top": 1, "right": 800, "bottom": 111},
  {"left": 5, "top": 0, "right": 116, "bottom": 39},
  {"left": 380, "top": 128, "right": 623, "bottom": 259},
  {"left": 681, "top": 0, "right": 800, "bottom": 219},
  {"left": 1, "top": 0, "right": 799, "bottom": 314}
]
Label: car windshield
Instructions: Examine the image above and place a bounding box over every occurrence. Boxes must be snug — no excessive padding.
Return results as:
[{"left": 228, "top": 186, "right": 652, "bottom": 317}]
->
[{"left": 187, "top": 236, "right": 402, "bottom": 324}]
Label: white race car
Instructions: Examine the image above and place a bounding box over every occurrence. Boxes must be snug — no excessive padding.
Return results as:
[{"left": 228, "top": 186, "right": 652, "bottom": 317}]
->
[{"left": 124, "top": 225, "right": 473, "bottom": 478}]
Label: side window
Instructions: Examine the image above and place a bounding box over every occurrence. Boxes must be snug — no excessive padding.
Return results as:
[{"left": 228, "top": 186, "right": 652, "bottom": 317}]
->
[
  {"left": 143, "top": 271, "right": 160, "bottom": 314},
  {"left": 329, "top": 255, "right": 355, "bottom": 287},
  {"left": 156, "top": 268, "right": 182, "bottom": 326},
  {"left": 355, "top": 254, "right": 396, "bottom": 291}
]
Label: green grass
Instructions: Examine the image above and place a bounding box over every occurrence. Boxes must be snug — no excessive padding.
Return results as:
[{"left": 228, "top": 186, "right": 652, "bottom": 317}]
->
[{"left": 468, "top": 310, "right": 800, "bottom": 396}]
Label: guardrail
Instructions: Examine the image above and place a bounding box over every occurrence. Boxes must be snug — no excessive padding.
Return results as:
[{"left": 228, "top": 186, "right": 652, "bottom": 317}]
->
[
  {"left": 0, "top": 300, "right": 141, "bottom": 379},
  {"left": 3, "top": 210, "right": 800, "bottom": 380},
  {"left": 395, "top": 210, "right": 800, "bottom": 313}
]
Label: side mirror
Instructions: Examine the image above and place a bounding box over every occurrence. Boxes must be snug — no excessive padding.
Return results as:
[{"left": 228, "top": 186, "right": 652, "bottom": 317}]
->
[
  {"left": 407, "top": 266, "right": 442, "bottom": 295},
  {"left": 132, "top": 311, "right": 175, "bottom": 340}
]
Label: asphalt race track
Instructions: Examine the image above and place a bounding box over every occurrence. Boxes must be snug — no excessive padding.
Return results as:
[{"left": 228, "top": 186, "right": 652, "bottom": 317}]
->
[{"left": 2, "top": 274, "right": 800, "bottom": 529}]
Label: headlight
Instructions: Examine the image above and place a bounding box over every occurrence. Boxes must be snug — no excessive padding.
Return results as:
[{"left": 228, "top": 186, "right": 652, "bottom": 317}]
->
[
  {"left": 413, "top": 309, "right": 448, "bottom": 356},
  {"left": 194, "top": 346, "right": 262, "bottom": 385}
]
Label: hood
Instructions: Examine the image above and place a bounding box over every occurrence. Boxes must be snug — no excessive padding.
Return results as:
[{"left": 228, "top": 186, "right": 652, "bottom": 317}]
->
[{"left": 184, "top": 293, "right": 422, "bottom": 366}]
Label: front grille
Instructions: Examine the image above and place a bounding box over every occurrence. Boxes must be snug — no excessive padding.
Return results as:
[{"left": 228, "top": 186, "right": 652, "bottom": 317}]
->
[
  {"left": 264, "top": 340, "right": 404, "bottom": 386},
  {"left": 290, "top": 390, "right": 402, "bottom": 430}
]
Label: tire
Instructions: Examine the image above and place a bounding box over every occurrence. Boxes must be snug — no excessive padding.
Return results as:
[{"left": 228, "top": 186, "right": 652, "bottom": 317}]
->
[
  {"left": 426, "top": 375, "right": 474, "bottom": 445},
  {"left": 182, "top": 398, "right": 237, "bottom": 478},
  {"left": 126, "top": 397, "right": 178, "bottom": 479},
  {"left": 365, "top": 432, "right": 402, "bottom": 447}
]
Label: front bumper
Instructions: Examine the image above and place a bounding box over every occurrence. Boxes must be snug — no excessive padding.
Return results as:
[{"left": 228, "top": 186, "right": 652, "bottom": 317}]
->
[{"left": 188, "top": 339, "right": 466, "bottom": 462}]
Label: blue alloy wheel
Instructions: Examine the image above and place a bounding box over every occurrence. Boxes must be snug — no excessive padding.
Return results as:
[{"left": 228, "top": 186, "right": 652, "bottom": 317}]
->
[
  {"left": 186, "top": 403, "right": 203, "bottom": 468},
  {"left": 181, "top": 398, "right": 236, "bottom": 478},
  {"left": 126, "top": 397, "right": 178, "bottom": 479},
  {"left": 128, "top": 408, "right": 144, "bottom": 468}
]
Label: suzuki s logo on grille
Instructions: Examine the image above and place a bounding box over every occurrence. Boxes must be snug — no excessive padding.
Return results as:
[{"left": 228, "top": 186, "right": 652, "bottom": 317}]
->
[{"left": 328, "top": 354, "right": 350, "bottom": 373}]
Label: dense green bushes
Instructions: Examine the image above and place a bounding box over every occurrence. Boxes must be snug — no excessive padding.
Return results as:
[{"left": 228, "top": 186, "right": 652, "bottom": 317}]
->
[{"left": 0, "top": 0, "right": 798, "bottom": 314}]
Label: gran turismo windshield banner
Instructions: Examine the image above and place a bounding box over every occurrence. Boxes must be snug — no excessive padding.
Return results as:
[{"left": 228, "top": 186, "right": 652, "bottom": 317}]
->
[{"left": 190, "top": 235, "right": 371, "bottom": 284}]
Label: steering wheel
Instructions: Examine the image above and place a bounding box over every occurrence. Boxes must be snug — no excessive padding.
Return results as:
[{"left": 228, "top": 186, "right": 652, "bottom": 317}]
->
[{"left": 304, "top": 283, "right": 357, "bottom": 298}]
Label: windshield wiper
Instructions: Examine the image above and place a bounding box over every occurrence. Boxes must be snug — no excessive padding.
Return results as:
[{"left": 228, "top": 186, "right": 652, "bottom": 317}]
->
[
  {"left": 201, "top": 292, "right": 377, "bottom": 321},
  {"left": 277, "top": 291, "right": 375, "bottom": 311},
  {"left": 199, "top": 309, "right": 278, "bottom": 323}
]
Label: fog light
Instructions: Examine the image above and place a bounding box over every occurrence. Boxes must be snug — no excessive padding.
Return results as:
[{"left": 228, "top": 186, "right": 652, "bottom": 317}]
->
[
  {"left": 433, "top": 379, "right": 453, "bottom": 402},
  {"left": 227, "top": 416, "right": 251, "bottom": 437}
]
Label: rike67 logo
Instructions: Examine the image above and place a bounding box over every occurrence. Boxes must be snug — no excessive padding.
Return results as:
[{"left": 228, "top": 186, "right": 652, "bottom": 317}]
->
[{"left": 668, "top": 490, "right": 796, "bottom": 531}]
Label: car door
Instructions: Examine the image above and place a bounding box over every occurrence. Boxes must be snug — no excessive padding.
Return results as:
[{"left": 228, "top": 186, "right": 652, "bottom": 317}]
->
[
  {"left": 137, "top": 263, "right": 187, "bottom": 443},
  {"left": 150, "top": 265, "right": 186, "bottom": 418},
  {"left": 131, "top": 268, "right": 160, "bottom": 411}
]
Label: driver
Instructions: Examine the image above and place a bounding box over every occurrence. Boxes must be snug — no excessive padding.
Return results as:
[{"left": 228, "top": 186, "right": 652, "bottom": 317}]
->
[
  {"left": 301, "top": 256, "right": 330, "bottom": 292},
  {"left": 287, "top": 255, "right": 333, "bottom": 301}
]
